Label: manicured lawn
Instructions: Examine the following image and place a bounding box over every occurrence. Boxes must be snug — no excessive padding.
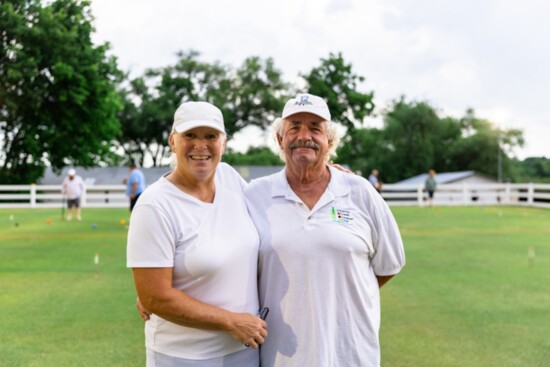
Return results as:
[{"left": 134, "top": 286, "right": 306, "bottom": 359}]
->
[
  {"left": 381, "top": 206, "right": 550, "bottom": 367},
  {"left": 1, "top": 206, "right": 549, "bottom": 366},
  {"left": 0, "top": 208, "right": 143, "bottom": 367}
]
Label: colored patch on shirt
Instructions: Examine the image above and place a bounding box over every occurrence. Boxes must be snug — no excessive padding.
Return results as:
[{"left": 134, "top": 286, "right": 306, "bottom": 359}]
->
[{"left": 330, "top": 207, "right": 354, "bottom": 224}]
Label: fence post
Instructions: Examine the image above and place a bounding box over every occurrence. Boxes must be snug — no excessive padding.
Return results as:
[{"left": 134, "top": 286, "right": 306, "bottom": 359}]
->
[
  {"left": 528, "top": 183, "right": 534, "bottom": 205},
  {"left": 462, "top": 183, "right": 469, "bottom": 205},
  {"left": 30, "top": 184, "right": 37, "bottom": 208},
  {"left": 417, "top": 185, "right": 423, "bottom": 206},
  {"left": 504, "top": 182, "right": 510, "bottom": 204}
]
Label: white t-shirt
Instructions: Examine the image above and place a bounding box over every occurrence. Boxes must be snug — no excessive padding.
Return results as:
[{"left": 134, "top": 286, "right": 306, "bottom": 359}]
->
[
  {"left": 61, "top": 175, "right": 84, "bottom": 199},
  {"left": 127, "top": 163, "right": 260, "bottom": 360},
  {"left": 244, "top": 165, "right": 405, "bottom": 367}
]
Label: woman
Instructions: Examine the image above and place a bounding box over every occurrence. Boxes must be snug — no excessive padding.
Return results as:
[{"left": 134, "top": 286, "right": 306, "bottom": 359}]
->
[
  {"left": 425, "top": 168, "right": 437, "bottom": 206},
  {"left": 127, "top": 101, "right": 267, "bottom": 367}
]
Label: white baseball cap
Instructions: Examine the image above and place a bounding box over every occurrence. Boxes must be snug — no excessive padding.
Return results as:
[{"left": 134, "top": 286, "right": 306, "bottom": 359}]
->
[
  {"left": 68, "top": 168, "right": 76, "bottom": 176},
  {"left": 172, "top": 101, "right": 225, "bottom": 134},
  {"left": 282, "top": 93, "right": 331, "bottom": 122}
]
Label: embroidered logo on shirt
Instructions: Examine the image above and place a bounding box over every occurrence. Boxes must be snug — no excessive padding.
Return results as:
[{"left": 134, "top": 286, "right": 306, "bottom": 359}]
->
[{"left": 331, "top": 207, "right": 354, "bottom": 224}]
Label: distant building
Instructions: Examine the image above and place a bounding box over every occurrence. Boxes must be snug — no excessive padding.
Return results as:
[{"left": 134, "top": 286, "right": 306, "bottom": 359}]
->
[
  {"left": 39, "top": 165, "right": 285, "bottom": 186},
  {"left": 395, "top": 170, "right": 497, "bottom": 185}
]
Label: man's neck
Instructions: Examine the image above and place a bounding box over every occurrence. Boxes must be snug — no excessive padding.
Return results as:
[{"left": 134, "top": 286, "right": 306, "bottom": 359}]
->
[{"left": 286, "top": 164, "right": 331, "bottom": 209}]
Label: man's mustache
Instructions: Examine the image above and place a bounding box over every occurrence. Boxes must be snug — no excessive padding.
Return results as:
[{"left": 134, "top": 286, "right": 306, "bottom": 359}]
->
[{"left": 289, "top": 140, "right": 320, "bottom": 150}]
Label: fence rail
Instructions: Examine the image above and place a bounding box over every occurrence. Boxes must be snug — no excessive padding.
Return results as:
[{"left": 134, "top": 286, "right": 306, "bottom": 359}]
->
[
  {"left": 0, "top": 185, "right": 127, "bottom": 208},
  {"left": 0, "top": 183, "right": 549, "bottom": 209}
]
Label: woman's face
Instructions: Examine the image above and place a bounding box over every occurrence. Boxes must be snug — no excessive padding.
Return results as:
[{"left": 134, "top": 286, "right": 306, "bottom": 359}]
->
[{"left": 170, "top": 126, "right": 226, "bottom": 181}]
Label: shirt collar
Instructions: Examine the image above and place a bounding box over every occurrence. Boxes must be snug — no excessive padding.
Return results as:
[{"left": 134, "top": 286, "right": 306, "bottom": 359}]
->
[{"left": 271, "top": 164, "right": 350, "bottom": 198}]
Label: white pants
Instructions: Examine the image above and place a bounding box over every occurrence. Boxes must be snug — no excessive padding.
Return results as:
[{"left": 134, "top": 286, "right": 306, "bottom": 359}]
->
[{"left": 146, "top": 347, "right": 259, "bottom": 367}]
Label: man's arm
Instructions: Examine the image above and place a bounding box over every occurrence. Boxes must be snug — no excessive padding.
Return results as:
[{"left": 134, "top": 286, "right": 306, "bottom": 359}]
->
[
  {"left": 376, "top": 275, "right": 395, "bottom": 288},
  {"left": 131, "top": 182, "right": 138, "bottom": 198}
]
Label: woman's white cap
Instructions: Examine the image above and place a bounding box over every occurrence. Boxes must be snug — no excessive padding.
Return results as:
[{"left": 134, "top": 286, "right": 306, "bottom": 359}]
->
[{"left": 172, "top": 101, "right": 225, "bottom": 134}]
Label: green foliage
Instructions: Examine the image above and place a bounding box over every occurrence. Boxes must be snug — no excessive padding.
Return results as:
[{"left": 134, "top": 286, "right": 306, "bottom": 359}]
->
[
  {"left": 379, "top": 98, "right": 456, "bottom": 181},
  {"left": 222, "top": 146, "right": 283, "bottom": 166},
  {"left": 335, "top": 127, "right": 385, "bottom": 176},
  {"left": 303, "top": 52, "right": 375, "bottom": 131},
  {"left": 0, "top": 0, "right": 123, "bottom": 183},
  {"left": 444, "top": 109, "right": 523, "bottom": 181},
  {"left": 337, "top": 98, "right": 525, "bottom": 182},
  {"left": 511, "top": 156, "right": 550, "bottom": 183},
  {"left": 117, "top": 51, "right": 288, "bottom": 166}
]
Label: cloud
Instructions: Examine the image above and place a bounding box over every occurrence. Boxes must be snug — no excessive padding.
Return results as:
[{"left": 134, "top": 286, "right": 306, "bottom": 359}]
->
[{"left": 90, "top": 0, "right": 550, "bottom": 158}]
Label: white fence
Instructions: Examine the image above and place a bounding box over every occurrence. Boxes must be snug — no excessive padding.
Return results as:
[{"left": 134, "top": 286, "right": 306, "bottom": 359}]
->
[
  {"left": 0, "top": 183, "right": 549, "bottom": 209},
  {"left": 0, "top": 185, "right": 127, "bottom": 208},
  {"left": 380, "top": 182, "right": 550, "bottom": 209}
]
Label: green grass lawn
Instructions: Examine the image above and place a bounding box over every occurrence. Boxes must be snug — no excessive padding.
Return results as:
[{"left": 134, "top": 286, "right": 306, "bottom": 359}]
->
[
  {"left": 1, "top": 206, "right": 549, "bottom": 366},
  {"left": 0, "top": 208, "right": 142, "bottom": 367},
  {"left": 381, "top": 206, "right": 550, "bottom": 367}
]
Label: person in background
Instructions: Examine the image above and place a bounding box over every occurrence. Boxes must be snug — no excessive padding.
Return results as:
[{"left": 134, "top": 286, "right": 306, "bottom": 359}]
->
[
  {"left": 368, "top": 168, "right": 382, "bottom": 193},
  {"left": 245, "top": 93, "right": 406, "bottom": 367},
  {"left": 127, "top": 101, "right": 266, "bottom": 367},
  {"left": 125, "top": 162, "right": 146, "bottom": 212},
  {"left": 61, "top": 168, "right": 84, "bottom": 221},
  {"left": 425, "top": 169, "right": 437, "bottom": 206}
]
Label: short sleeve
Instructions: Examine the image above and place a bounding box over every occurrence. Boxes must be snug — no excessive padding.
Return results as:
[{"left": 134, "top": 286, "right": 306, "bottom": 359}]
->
[
  {"left": 127, "top": 204, "right": 176, "bottom": 268},
  {"left": 369, "top": 191, "right": 406, "bottom": 276}
]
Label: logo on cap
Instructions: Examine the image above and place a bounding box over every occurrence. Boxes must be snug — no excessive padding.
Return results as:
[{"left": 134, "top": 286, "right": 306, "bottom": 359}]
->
[{"left": 295, "top": 95, "right": 313, "bottom": 106}]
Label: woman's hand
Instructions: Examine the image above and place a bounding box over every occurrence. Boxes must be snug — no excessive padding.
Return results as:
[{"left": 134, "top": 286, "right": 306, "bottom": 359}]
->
[
  {"left": 136, "top": 297, "right": 151, "bottom": 321},
  {"left": 225, "top": 313, "right": 268, "bottom": 349}
]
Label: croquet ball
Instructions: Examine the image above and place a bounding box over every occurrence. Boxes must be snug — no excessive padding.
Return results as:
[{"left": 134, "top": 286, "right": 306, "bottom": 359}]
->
[
  {"left": 14, "top": 222, "right": 19, "bottom": 227},
  {"left": 119, "top": 219, "right": 126, "bottom": 225},
  {"left": 91, "top": 223, "right": 97, "bottom": 229},
  {"left": 46, "top": 219, "right": 52, "bottom": 225},
  {"left": 9, "top": 215, "right": 14, "bottom": 221}
]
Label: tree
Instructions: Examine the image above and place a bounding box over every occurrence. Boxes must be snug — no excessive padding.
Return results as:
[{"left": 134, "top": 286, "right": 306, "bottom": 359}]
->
[
  {"left": 512, "top": 157, "right": 550, "bottom": 183},
  {"left": 377, "top": 97, "right": 460, "bottom": 182},
  {"left": 450, "top": 109, "right": 524, "bottom": 180},
  {"left": 223, "top": 147, "right": 283, "bottom": 166},
  {"left": 0, "top": 0, "right": 122, "bottom": 183},
  {"left": 303, "top": 52, "right": 375, "bottom": 131},
  {"left": 117, "top": 51, "right": 288, "bottom": 166},
  {"left": 336, "top": 127, "right": 386, "bottom": 177}
]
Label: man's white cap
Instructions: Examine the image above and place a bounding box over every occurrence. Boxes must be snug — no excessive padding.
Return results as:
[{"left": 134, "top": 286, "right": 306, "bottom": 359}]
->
[
  {"left": 282, "top": 93, "right": 331, "bottom": 122},
  {"left": 67, "top": 168, "right": 76, "bottom": 176},
  {"left": 172, "top": 101, "right": 225, "bottom": 134}
]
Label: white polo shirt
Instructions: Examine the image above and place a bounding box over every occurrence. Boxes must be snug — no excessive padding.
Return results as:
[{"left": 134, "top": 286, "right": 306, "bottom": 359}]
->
[
  {"left": 245, "top": 165, "right": 405, "bottom": 367},
  {"left": 62, "top": 175, "right": 84, "bottom": 199},
  {"left": 127, "top": 163, "right": 260, "bottom": 360}
]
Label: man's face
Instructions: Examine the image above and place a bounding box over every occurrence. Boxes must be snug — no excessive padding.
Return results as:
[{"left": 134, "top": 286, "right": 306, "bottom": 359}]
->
[{"left": 277, "top": 112, "right": 332, "bottom": 167}]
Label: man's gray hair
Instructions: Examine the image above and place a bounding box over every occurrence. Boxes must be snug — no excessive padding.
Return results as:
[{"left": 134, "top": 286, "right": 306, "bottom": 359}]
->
[{"left": 272, "top": 117, "right": 341, "bottom": 163}]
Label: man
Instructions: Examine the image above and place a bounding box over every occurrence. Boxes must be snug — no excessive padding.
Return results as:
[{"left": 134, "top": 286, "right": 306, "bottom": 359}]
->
[
  {"left": 245, "top": 93, "right": 406, "bottom": 367},
  {"left": 125, "top": 162, "right": 146, "bottom": 212},
  {"left": 61, "top": 168, "right": 85, "bottom": 221},
  {"left": 368, "top": 168, "right": 382, "bottom": 193}
]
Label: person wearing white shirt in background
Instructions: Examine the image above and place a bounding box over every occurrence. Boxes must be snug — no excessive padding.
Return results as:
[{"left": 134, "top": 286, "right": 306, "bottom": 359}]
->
[{"left": 61, "top": 168, "right": 84, "bottom": 221}]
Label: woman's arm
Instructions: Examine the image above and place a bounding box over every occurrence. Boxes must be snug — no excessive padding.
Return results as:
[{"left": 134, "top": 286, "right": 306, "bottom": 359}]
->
[{"left": 132, "top": 267, "right": 268, "bottom": 349}]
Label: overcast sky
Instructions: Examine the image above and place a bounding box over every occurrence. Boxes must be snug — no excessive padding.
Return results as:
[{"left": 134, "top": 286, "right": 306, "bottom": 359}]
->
[{"left": 90, "top": 0, "right": 550, "bottom": 159}]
